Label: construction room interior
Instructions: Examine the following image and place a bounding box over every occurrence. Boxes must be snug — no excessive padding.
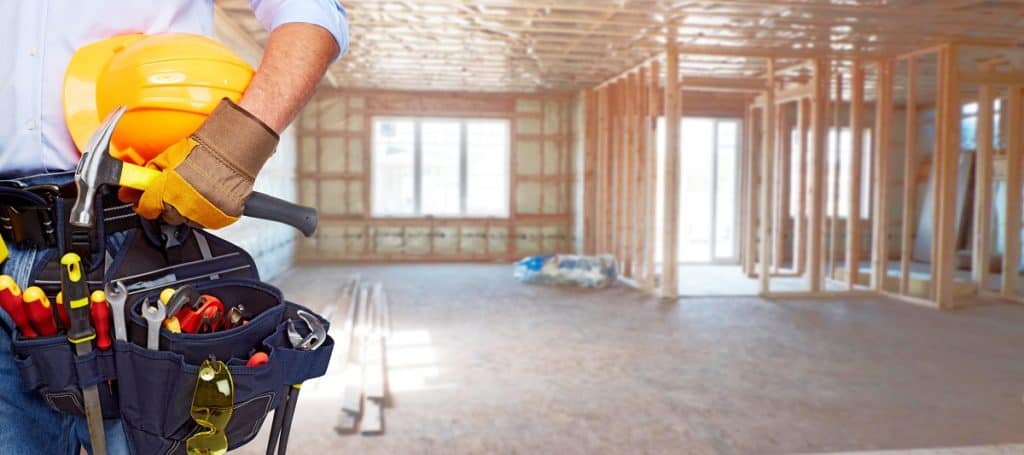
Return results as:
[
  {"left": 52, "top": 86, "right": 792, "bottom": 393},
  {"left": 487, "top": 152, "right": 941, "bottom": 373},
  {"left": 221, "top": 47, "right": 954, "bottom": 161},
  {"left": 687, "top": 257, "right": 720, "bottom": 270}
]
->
[{"left": 207, "top": 1, "right": 1024, "bottom": 454}]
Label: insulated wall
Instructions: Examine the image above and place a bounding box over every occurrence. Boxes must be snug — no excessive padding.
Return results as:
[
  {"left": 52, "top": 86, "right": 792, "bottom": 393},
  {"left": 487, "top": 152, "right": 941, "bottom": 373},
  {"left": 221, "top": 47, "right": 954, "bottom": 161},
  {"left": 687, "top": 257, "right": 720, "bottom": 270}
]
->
[{"left": 296, "top": 89, "right": 575, "bottom": 262}]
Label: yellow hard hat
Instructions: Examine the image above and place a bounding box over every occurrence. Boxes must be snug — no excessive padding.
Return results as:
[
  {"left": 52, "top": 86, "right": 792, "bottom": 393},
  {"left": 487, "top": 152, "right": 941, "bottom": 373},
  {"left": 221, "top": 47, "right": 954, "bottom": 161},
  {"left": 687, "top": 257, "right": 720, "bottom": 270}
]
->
[{"left": 64, "top": 33, "right": 253, "bottom": 165}]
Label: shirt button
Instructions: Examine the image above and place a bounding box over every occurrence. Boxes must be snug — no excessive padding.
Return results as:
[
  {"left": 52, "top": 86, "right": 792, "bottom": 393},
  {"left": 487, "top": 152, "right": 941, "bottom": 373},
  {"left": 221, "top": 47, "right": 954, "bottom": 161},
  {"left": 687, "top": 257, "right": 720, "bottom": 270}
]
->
[
  {"left": 26, "top": 120, "right": 37, "bottom": 130},
  {"left": 28, "top": 48, "right": 37, "bottom": 56}
]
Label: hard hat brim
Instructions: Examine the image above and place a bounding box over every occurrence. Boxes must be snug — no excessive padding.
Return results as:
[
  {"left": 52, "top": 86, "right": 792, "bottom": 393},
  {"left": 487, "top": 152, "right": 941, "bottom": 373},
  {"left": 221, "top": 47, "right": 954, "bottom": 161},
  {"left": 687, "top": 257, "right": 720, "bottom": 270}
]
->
[{"left": 63, "top": 34, "right": 145, "bottom": 155}]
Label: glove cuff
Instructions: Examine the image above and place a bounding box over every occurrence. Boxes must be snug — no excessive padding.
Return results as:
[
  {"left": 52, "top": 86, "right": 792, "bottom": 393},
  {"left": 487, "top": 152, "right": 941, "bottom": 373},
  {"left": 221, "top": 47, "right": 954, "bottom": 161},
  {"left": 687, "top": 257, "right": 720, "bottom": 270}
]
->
[{"left": 192, "top": 98, "right": 279, "bottom": 180}]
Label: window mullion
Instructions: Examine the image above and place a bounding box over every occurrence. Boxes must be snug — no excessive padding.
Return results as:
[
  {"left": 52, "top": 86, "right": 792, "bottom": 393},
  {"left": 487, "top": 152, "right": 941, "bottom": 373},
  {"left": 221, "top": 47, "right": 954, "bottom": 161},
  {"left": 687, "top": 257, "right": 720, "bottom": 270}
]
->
[
  {"left": 460, "top": 121, "right": 468, "bottom": 215},
  {"left": 414, "top": 120, "right": 423, "bottom": 215}
]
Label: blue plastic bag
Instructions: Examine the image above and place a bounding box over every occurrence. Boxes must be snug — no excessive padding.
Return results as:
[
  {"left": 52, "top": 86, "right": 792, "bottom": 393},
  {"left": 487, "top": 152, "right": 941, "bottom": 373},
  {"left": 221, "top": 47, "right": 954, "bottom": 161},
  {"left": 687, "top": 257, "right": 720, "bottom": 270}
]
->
[{"left": 514, "top": 254, "right": 618, "bottom": 288}]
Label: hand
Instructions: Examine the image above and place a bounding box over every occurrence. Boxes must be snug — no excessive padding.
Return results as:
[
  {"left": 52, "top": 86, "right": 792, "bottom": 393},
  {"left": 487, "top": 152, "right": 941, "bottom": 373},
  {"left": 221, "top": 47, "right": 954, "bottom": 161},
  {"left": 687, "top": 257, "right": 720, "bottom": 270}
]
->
[{"left": 120, "top": 99, "right": 278, "bottom": 228}]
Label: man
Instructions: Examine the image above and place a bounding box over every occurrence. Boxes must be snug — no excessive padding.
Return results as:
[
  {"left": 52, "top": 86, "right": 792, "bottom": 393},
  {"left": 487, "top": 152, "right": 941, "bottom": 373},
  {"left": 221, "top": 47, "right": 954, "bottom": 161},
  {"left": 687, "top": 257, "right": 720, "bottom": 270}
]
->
[{"left": 0, "top": 1, "right": 348, "bottom": 452}]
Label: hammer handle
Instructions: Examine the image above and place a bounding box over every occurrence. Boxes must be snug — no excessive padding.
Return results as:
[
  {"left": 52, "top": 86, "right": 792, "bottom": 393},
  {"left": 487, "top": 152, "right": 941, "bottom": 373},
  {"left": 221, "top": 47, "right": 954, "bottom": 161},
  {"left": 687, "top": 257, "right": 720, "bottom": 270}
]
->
[
  {"left": 121, "top": 163, "right": 319, "bottom": 236},
  {"left": 243, "top": 192, "right": 319, "bottom": 237}
]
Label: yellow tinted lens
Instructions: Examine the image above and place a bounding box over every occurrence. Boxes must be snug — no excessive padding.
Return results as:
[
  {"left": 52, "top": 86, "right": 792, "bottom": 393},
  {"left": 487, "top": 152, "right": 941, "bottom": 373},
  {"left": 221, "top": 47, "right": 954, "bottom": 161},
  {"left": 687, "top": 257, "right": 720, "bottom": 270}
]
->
[{"left": 187, "top": 359, "right": 234, "bottom": 455}]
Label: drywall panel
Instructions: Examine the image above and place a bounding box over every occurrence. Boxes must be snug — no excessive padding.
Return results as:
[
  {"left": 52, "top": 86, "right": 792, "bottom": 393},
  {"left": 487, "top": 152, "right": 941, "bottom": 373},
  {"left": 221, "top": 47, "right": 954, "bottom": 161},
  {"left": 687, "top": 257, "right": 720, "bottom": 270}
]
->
[
  {"left": 348, "top": 138, "right": 364, "bottom": 173},
  {"left": 489, "top": 226, "right": 509, "bottom": 255},
  {"left": 517, "top": 182, "right": 543, "bottom": 214},
  {"left": 348, "top": 181, "right": 365, "bottom": 215},
  {"left": 516, "top": 226, "right": 542, "bottom": 255},
  {"left": 320, "top": 137, "right": 347, "bottom": 173},
  {"left": 434, "top": 227, "right": 459, "bottom": 254},
  {"left": 517, "top": 140, "right": 542, "bottom": 175},
  {"left": 461, "top": 226, "right": 488, "bottom": 255},
  {"left": 518, "top": 118, "right": 542, "bottom": 135},
  {"left": 405, "top": 227, "right": 431, "bottom": 255},
  {"left": 517, "top": 99, "right": 542, "bottom": 113},
  {"left": 320, "top": 180, "right": 347, "bottom": 215}
]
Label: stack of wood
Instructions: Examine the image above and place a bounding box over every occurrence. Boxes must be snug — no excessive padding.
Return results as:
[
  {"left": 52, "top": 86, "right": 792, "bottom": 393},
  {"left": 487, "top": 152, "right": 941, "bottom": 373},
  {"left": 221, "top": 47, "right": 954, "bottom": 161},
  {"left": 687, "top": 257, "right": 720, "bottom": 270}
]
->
[{"left": 335, "top": 279, "right": 391, "bottom": 436}]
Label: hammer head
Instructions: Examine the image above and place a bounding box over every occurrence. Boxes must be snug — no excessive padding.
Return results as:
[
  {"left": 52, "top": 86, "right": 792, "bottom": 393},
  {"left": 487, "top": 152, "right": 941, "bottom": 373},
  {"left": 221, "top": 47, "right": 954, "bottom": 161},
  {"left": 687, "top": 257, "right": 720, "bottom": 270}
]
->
[{"left": 71, "top": 106, "right": 128, "bottom": 228}]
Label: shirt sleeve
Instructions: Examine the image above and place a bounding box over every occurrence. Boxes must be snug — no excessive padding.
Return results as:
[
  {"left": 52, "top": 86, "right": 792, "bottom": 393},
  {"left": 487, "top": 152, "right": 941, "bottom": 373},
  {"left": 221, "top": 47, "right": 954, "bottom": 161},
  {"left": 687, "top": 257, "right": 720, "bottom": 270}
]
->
[{"left": 248, "top": 0, "right": 350, "bottom": 60}]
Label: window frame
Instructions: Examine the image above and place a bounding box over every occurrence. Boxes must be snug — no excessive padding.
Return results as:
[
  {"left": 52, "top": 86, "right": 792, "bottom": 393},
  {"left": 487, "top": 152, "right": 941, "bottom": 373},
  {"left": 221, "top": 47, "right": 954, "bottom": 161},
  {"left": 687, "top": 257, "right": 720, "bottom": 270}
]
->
[{"left": 370, "top": 116, "right": 511, "bottom": 219}]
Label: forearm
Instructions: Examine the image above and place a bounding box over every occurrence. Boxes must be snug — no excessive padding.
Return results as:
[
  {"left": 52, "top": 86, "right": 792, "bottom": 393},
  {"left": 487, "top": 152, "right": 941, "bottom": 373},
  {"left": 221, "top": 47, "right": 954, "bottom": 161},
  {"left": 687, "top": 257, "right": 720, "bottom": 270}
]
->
[{"left": 239, "top": 23, "right": 339, "bottom": 133}]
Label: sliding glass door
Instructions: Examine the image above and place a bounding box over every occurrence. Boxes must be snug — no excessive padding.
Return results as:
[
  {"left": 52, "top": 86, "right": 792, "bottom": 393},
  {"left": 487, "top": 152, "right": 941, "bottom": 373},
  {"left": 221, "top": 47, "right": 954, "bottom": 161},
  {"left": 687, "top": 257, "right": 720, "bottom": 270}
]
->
[{"left": 656, "top": 117, "right": 741, "bottom": 264}]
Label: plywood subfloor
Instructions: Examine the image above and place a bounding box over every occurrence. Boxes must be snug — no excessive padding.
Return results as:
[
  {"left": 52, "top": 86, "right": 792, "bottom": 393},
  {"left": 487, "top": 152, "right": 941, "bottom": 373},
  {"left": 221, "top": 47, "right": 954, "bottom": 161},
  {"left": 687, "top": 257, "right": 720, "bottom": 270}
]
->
[
  {"left": 235, "top": 264, "right": 1024, "bottom": 455},
  {"left": 676, "top": 264, "right": 847, "bottom": 295}
]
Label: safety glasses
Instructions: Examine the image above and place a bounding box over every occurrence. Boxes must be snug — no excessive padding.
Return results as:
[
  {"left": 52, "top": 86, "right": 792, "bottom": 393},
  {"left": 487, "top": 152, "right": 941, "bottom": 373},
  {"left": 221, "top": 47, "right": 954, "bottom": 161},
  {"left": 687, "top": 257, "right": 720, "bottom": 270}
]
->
[{"left": 186, "top": 358, "right": 234, "bottom": 455}]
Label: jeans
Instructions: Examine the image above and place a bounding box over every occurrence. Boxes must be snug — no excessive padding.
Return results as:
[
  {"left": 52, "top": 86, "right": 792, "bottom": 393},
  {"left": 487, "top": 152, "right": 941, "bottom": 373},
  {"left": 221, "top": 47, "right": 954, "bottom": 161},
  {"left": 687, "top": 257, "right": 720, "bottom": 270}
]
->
[{"left": 0, "top": 171, "right": 130, "bottom": 454}]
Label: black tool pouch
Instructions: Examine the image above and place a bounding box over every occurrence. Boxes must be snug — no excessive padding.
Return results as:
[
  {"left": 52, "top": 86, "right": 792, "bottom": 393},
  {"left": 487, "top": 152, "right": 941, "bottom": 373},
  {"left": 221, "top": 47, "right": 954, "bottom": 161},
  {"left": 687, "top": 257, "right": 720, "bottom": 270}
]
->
[{"left": 10, "top": 213, "right": 333, "bottom": 454}]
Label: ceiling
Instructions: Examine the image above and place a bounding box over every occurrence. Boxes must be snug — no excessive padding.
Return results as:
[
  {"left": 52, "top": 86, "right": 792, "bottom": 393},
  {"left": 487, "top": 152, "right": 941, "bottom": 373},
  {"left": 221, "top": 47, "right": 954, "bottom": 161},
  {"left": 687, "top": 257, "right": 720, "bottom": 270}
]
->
[{"left": 216, "top": 0, "right": 1024, "bottom": 93}]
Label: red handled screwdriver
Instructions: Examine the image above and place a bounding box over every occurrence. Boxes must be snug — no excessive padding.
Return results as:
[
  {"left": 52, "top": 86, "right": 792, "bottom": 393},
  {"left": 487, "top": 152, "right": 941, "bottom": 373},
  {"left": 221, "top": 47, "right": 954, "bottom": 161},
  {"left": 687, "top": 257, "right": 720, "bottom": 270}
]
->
[
  {"left": 0, "top": 275, "right": 37, "bottom": 338},
  {"left": 90, "top": 291, "right": 112, "bottom": 351},
  {"left": 23, "top": 286, "right": 58, "bottom": 337}
]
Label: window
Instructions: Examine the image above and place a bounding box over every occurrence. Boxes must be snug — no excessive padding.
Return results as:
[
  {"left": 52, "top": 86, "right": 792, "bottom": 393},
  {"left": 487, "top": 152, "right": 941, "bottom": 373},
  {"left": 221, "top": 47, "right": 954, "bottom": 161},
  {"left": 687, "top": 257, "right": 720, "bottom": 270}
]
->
[
  {"left": 825, "top": 128, "right": 873, "bottom": 219},
  {"left": 962, "top": 100, "right": 1002, "bottom": 151},
  {"left": 372, "top": 118, "right": 509, "bottom": 217}
]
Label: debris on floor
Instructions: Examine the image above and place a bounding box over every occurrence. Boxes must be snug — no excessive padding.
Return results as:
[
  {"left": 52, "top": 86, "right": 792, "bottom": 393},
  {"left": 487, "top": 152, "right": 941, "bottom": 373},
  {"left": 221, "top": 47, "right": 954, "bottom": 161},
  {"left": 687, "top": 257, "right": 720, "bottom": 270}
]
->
[
  {"left": 514, "top": 254, "right": 618, "bottom": 288},
  {"left": 335, "top": 277, "right": 392, "bottom": 436}
]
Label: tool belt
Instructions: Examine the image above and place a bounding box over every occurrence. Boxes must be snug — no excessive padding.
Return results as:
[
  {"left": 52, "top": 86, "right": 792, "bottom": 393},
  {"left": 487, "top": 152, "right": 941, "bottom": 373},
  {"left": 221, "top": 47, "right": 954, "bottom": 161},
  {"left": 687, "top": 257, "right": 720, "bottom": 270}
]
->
[{"left": 2, "top": 173, "right": 333, "bottom": 454}]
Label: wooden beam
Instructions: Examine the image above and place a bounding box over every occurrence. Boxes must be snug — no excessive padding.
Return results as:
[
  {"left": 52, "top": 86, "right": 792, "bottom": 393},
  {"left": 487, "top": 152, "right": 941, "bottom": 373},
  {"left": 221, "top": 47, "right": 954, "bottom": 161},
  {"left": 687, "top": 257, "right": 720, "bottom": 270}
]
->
[
  {"left": 583, "top": 90, "right": 598, "bottom": 255},
  {"left": 644, "top": 61, "right": 660, "bottom": 288},
  {"left": 828, "top": 73, "right": 844, "bottom": 280},
  {"left": 743, "top": 106, "right": 759, "bottom": 277},
  {"left": 610, "top": 81, "right": 621, "bottom": 258},
  {"left": 971, "top": 69, "right": 995, "bottom": 289},
  {"left": 795, "top": 97, "right": 810, "bottom": 276},
  {"left": 759, "top": 58, "right": 777, "bottom": 296},
  {"left": 934, "top": 44, "right": 962, "bottom": 309},
  {"left": 661, "top": 36, "right": 682, "bottom": 299},
  {"left": 623, "top": 73, "right": 637, "bottom": 277},
  {"left": 846, "top": 62, "right": 865, "bottom": 290},
  {"left": 1003, "top": 86, "right": 1022, "bottom": 298},
  {"left": 871, "top": 59, "right": 894, "bottom": 291},
  {"left": 807, "top": 59, "right": 830, "bottom": 292},
  {"left": 597, "top": 87, "right": 610, "bottom": 254},
  {"left": 960, "top": 71, "right": 1024, "bottom": 86},
  {"left": 928, "top": 51, "right": 945, "bottom": 300},
  {"left": 899, "top": 57, "right": 919, "bottom": 295},
  {"left": 681, "top": 76, "right": 768, "bottom": 92},
  {"left": 633, "top": 70, "right": 646, "bottom": 279},
  {"left": 773, "top": 103, "right": 791, "bottom": 271}
]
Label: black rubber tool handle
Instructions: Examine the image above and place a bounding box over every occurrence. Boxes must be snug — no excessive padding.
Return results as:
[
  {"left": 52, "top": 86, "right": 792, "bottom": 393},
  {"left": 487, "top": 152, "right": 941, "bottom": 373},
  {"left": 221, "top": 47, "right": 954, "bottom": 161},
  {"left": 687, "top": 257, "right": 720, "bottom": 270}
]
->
[{"left": 243, "top": 192, "right": 319, "bottom": 237}]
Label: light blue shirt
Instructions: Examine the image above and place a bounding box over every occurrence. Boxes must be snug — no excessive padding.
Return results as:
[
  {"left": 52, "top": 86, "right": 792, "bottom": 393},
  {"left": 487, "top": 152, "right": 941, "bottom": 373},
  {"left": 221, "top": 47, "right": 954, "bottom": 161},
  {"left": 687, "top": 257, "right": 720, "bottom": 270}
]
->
[{"left": 0, "top": 0, "right": 349, "bottom": 177}]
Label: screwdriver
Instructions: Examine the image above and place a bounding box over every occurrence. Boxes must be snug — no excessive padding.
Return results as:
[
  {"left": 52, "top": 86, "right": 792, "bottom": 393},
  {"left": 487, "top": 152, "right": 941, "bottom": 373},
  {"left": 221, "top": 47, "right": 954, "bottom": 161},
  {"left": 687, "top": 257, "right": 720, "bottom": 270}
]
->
[
  {"left": 23, "top": 286, "right": 58, "bottom": 337},
  {"left": 55, "top": 291, "right": 72, "bottom": 330},
  {"left": 61, "top": 253, "right": 107, "bottom": 455},
  {"left": 0, "top": 275, "right": 37, "bottom": 338},
  {"left": 90, "top": 291, "right": 112, "bottom": 351}
]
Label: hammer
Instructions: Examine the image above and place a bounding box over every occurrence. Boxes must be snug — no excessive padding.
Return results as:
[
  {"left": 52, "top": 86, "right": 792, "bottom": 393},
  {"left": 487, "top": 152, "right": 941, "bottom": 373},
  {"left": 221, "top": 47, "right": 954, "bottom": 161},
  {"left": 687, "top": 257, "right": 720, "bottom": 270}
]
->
[{"left": 71, "top": 106, "right": 318, "bottom": 237}]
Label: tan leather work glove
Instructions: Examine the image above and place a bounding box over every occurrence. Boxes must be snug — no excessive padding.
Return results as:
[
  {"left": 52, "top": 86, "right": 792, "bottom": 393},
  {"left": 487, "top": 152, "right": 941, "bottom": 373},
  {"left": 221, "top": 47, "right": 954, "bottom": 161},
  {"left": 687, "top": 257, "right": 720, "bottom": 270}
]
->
[{"left": 122, "top": 99, "right": 278, "bottom": 228}]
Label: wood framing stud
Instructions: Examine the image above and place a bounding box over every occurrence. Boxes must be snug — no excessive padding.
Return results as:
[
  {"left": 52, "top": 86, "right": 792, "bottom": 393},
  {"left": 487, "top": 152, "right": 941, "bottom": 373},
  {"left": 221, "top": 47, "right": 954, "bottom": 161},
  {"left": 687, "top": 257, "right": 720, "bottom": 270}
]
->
[
  {"left": 759, "top": 58, "right": 776, "bottom": 296},
  {"left": 970, "top": 67, "right": 994, "bottom": 290},
  {"left": 899, "top": 57, "right": 918, "bottom": 295},
  {"left": 807, "top": 59, "right": 829, "bottom": 292},
  {"left": 846, "top": 62, "right": 865, "bottom": 290},
  {"left": 1003, "top": 86, "right": 1022, "bottom": 298},
  {"left": 871, "top": 59, "right": 893, "bottom": 291},
  {"left": 661, "top": 36, "right": 682, "bottom": 299}
]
